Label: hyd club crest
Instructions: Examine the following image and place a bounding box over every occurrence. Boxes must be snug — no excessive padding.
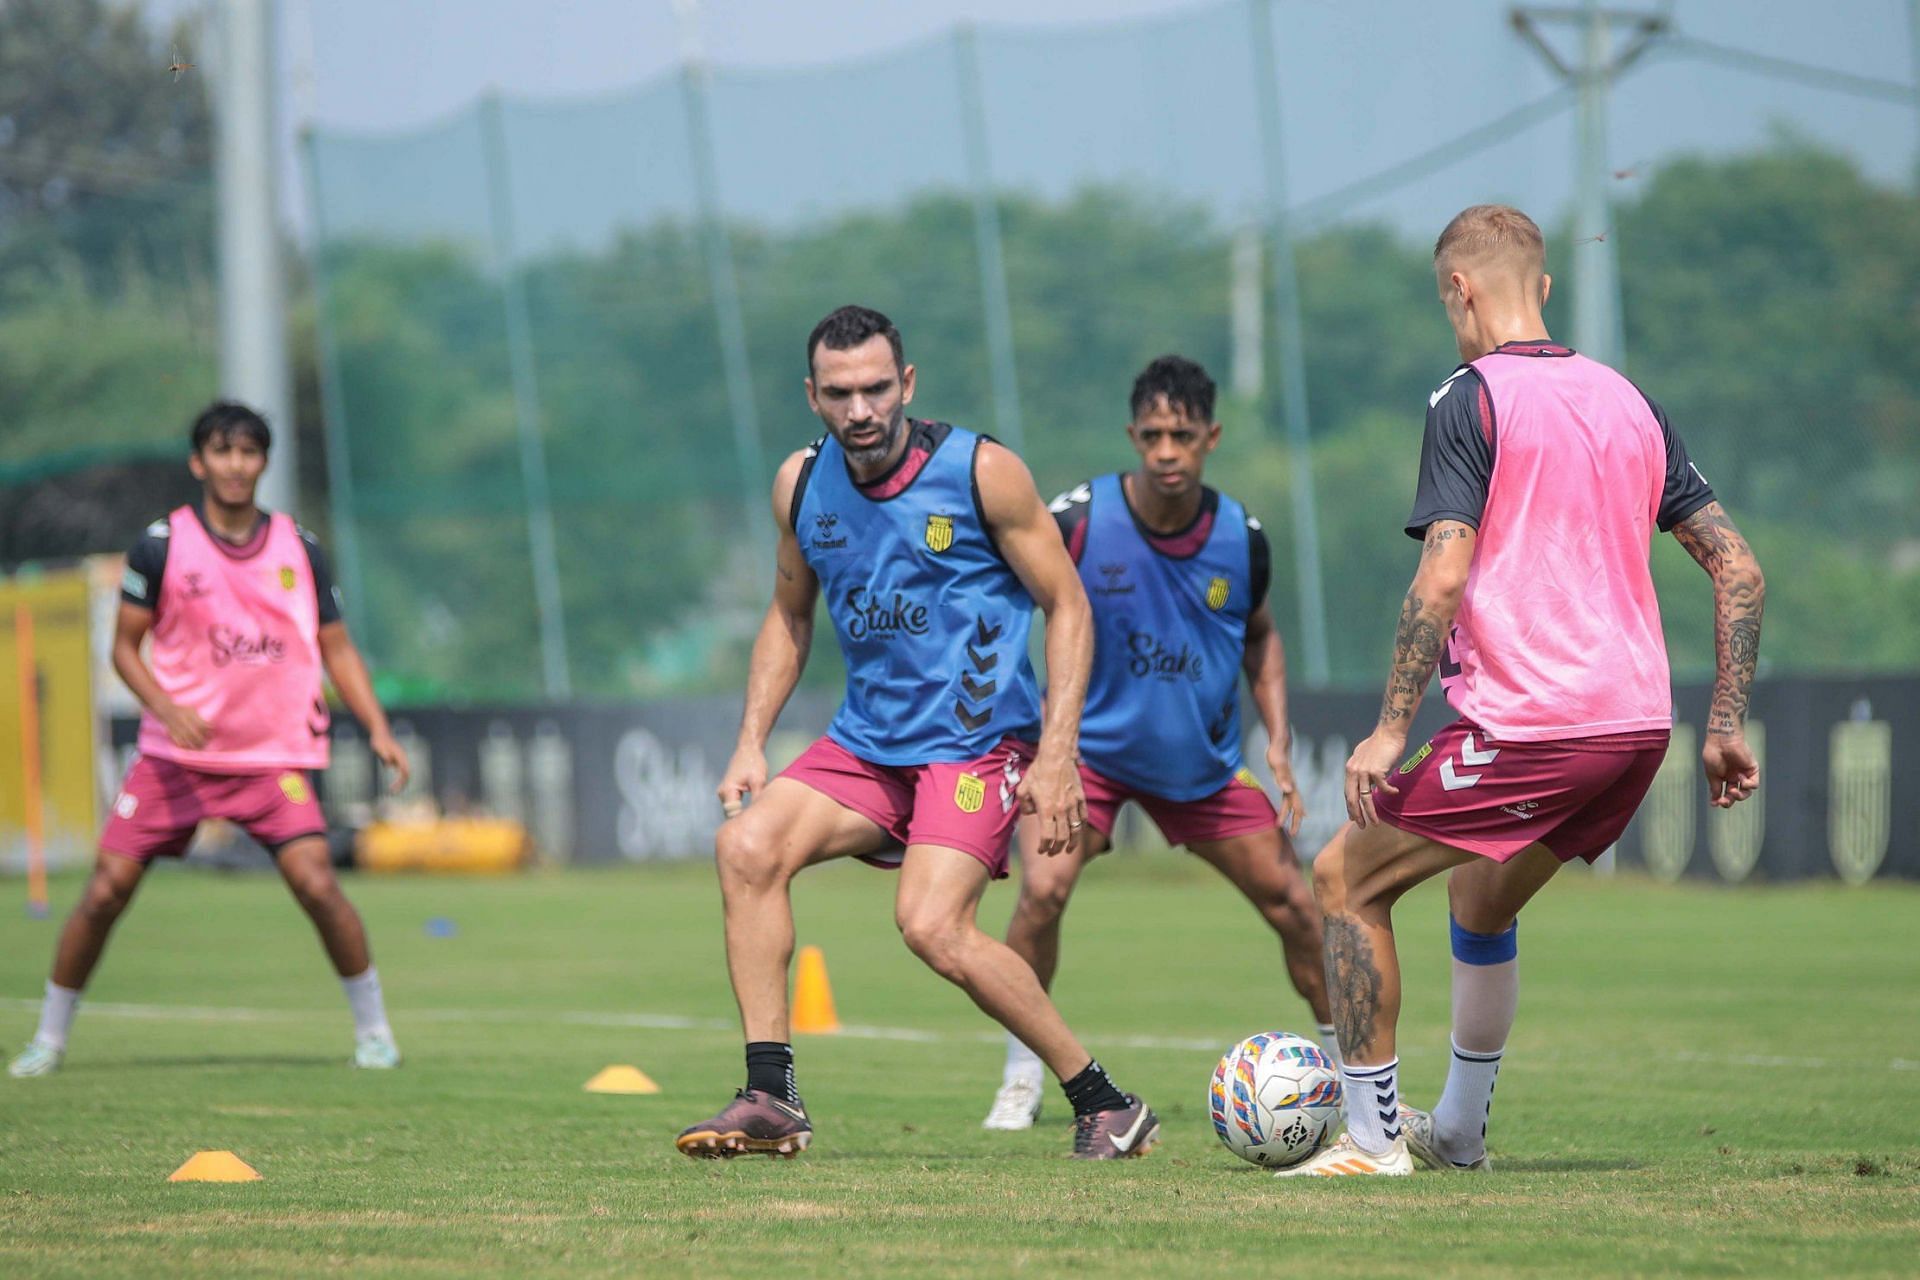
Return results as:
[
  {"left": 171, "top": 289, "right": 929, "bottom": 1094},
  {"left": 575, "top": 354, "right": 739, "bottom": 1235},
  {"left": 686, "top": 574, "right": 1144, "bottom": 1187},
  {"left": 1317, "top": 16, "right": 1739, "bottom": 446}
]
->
[
  {"left": 1206, "top": 576, "right": 1230, "bottom": 610},
  {"left": 954, "top": 772, "right": 986, "bottom": 814},
  {"left": 278, "top": 564, "right": 297, "bottom": 590},
  {"left": 925, "top": 514, "right": 955, "bottom": 553},
  {"left": 278, "top": 773, "right": 312, "bottom": 805}
]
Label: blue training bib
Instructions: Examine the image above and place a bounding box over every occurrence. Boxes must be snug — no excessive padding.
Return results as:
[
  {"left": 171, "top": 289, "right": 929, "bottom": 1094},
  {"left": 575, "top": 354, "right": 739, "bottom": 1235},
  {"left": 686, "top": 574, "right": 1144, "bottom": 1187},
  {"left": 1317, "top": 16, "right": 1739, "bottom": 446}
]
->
[
  {"left": 1073, "top": 473, "right": 1252, "bottom": 801},
  {"left": 796, "top": 424, "right": 1041, "bottom": 764}
]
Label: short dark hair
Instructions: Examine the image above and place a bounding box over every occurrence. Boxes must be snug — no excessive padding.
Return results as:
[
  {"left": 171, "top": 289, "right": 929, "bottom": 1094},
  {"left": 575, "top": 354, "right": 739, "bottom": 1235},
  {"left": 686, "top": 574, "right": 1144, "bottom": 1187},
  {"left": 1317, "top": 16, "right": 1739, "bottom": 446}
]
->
[
  {"left": 806, "top": 305, "right": 903, "bottom": 373},
  {"left": 1129, "top": 354, "right": 1216, "bottom": 423},
  {"left": 190, "top": 400, "right": 272, "bottom": 453}
]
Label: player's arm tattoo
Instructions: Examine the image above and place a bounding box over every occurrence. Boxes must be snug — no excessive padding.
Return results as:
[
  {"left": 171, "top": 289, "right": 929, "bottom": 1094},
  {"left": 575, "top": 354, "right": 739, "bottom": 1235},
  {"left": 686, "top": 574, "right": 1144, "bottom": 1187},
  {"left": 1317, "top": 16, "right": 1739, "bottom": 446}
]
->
[
  {"left": 1322, "top": 914, "right": 1383, "bottom": 1060},
  {"left": 1672, "top": 502, "right": 1765, "bottom": 737},
  {"left": 1379, "top": 590, "right": 1443, "bottom": 727},
  {"left": 1377, "top": 522, "right": 1471, "bottom": 728}
]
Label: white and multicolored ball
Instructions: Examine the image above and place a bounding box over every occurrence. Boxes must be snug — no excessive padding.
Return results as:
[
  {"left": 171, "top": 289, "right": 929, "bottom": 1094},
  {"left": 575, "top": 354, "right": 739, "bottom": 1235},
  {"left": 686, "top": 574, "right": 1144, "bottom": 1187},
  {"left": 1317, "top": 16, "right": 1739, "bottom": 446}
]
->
[{"left": 1208, "top": 1031, "right": 1341, "bottom": 1168}]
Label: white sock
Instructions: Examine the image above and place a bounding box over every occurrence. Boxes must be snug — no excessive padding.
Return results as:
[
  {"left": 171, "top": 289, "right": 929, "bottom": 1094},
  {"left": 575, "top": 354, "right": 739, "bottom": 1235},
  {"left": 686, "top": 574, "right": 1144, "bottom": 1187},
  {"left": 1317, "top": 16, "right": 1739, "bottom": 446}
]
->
[
  {"left": 1002, "top": 1031, "right": 1044, "bottom": 1086},
  {"left": 1340, "top": 1058, "right": 1402, "bottom": 1155},
  {"left": 34, "top": 981, "right": 80, "bottom": 1051},
  {"left": 1315, "top": 1022, "right": 1343, "bottom": 1068},
  {"left": 1432, "top": 917, "right": 1519, "bottom": 1160},
  {"left": 340, "top": 967, "right": 392, "bottom": 1039},
  {"left": 1432, "top": 1039, "right": 1502, "bottom": 1163}
]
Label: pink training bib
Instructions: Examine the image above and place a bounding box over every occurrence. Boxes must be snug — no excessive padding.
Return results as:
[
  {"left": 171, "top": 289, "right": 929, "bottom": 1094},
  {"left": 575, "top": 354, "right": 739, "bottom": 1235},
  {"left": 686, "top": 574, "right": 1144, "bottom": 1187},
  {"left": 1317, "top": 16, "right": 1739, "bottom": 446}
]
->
[
  {"left": 136, "top": 506, "right": 331, "bottom": 772},
  {"left": 1439, "top": 348, "right": 1673, "bottom": 741}
]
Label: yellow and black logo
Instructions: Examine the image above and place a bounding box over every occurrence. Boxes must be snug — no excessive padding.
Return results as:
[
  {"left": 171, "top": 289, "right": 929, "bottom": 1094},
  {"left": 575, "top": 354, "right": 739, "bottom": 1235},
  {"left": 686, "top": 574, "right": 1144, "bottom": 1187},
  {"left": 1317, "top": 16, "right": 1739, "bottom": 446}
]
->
[
  {"left": 279, "top": 565, "right": 297, "bottom": 590},
  {"left": 954, "top": 772, "right": 985, "bottom": 813},
  {"left": 1399, "top": 742, "right": 1434, "bottom": 774},
  {"left": 925, "top": 514, "right": 954, "bottom": 553},
  {"left": 278, "top": 772, "right": 312, "bottom": 805},
  {"left": 1206, "top": 576, "right": 1230, "bottom": 610}
]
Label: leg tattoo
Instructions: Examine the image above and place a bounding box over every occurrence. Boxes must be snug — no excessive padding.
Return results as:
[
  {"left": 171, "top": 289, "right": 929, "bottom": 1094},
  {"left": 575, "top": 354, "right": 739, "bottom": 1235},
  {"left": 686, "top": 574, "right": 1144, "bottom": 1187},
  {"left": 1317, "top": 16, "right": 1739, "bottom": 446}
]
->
[{"left": 1322, "top": 913, "right": 1383, "bottom": 1061}]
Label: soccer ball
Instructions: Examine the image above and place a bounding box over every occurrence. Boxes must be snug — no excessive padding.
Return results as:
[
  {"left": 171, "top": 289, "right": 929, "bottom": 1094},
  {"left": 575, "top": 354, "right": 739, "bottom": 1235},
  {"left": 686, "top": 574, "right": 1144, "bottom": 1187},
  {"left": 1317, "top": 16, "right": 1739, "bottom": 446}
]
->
[{"left": 1208, "top": 1031, "right": 1341, "bottom": 1167}]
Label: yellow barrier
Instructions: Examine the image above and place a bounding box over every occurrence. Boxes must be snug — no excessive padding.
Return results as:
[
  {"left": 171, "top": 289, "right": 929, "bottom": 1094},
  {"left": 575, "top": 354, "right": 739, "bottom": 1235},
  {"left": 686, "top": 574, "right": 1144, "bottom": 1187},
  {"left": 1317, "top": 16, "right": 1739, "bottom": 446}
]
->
[{"left": 355, "top": 818, "right": 531, "bottom": 875}]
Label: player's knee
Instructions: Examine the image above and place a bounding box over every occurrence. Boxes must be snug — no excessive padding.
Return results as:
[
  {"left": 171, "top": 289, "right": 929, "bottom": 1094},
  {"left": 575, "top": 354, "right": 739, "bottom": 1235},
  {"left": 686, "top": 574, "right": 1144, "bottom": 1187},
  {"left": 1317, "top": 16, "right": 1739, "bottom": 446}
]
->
[
  {"left": 78, "top": 874, "right": 134, "bottom": 925},
  {"left": 1310, "top": 844, "right": 1348, "bottom": 916},
  {"left": 285, "top": 864, "right": 342, "bottom": 912},
  {"left": 714, "top": 820, "right": 785, "bottom": 896},
  {"left": 1015, "top": 879, "right": 1072, "bottom": 927},
  {"left": 895, "top": 910, "right": 968, "bottom": 979}
]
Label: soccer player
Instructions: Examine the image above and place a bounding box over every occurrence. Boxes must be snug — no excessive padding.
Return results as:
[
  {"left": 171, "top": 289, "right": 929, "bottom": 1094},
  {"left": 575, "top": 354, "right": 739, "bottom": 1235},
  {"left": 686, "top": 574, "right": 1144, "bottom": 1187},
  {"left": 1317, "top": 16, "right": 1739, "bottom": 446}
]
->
[
  {"left": 1276, "top": 206, "right": 1764, "bottom": 1177},
  {"left": 7, "top": 402, "right": 410, "bottom": 1078},
  {"left": 674, "top": 306, "right": 1158, "bottom": 1160},
  {"left": 981, "top": 355, "right": 1334, "bottom": 1132}
]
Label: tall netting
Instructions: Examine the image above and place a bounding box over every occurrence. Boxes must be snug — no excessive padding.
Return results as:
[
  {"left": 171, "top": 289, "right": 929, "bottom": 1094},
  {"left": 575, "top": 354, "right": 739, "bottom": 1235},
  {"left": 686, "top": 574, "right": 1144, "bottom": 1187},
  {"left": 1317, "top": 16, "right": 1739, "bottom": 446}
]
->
[{"left": 304, "top": 0, "right": 1920, "bottom": 699}]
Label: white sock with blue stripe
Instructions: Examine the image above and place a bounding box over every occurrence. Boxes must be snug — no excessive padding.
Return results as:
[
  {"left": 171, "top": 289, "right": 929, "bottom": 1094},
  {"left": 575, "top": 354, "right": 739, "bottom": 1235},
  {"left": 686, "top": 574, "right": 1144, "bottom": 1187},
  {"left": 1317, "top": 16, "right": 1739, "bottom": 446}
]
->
[
  {"left": 1340, "top": 1058, "right": 1402, "bottom": 1156},
  {"left": 1431, "top": 917, "right": 1518, "bottom": 1163}
]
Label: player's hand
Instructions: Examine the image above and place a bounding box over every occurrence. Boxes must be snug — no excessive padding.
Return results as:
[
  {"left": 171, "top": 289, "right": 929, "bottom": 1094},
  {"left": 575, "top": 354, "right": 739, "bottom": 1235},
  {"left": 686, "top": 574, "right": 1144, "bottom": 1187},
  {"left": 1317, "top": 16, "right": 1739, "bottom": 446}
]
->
[
  {"left": 1702, "top": 731, "right": 1759, "bottom": 808},
  {"left": 157, "top": 701, "right": 213, "bottom": 750},
  {"left": 717, "top": 744, "right": 767, "bottom": 820},
  {"left": 369, "top": 728, "right": 411, "bottom": 792},
  {"left": 1267, "top": 746, "right": 1306, "bottom": 839},
  {"left": 1017, "top": 749, "right": 1086, "bottom": 857},
  {"left": 1344, "top": 728, "right": 1405, "bottom": 829}
]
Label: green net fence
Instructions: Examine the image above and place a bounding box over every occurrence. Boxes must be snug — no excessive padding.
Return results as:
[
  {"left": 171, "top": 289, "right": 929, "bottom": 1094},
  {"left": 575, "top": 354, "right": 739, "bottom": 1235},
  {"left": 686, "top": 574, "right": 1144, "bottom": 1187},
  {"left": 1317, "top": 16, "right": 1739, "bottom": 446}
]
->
[{"left": 15, "top": 0, "right": 1917, "bottom": 700}]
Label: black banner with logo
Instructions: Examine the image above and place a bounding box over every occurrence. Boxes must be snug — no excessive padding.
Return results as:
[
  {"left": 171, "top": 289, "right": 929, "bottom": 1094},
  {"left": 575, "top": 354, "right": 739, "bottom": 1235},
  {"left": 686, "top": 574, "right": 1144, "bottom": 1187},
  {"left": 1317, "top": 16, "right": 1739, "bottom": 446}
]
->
[{"left": 109, "top": 675, "right": 1916, "bottom": 881}]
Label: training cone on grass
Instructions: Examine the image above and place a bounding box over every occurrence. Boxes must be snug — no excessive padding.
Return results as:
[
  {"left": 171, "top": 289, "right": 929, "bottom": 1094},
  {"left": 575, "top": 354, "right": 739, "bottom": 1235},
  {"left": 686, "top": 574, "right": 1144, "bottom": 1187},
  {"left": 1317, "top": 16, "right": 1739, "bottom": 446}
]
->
[
  {"left": 791, "top": 944, "right": 840, "bottom": 1034},
  {"left": 583, "top": 1065, "right": 661, "bottom": 1095},
  {"left": 168, "top": 1151, "right": 261, "bottom": 1183}
]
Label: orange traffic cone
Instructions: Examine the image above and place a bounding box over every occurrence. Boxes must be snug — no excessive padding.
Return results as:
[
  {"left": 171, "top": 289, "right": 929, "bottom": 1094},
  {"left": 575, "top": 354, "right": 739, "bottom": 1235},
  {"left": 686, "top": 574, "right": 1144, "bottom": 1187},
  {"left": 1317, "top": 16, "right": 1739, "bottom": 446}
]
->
[{"left": 791, "top": 944, "right": 840, "bottom": 1034}]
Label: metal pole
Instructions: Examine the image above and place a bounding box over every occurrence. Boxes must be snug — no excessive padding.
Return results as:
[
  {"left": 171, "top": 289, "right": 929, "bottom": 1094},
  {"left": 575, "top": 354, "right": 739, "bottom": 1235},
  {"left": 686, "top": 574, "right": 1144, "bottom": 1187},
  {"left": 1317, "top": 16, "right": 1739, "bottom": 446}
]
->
[
  {"left": 954, "top": 25, "right": 1026, "bottom": 454},
  {"left": 479, "top": 93, "right": 573, "bottom": 699},
  {"left": 214, "top": 0, "right": 295, "bottom": 514},
  {"left": 1249, "top": 0, "right": 1331, "bottom": 688},
  {"left": 673, "top": 2, "right": 774, "bottom": 555},
  {"left": 1571, "top": 0, "right": 1623, "bottom": 368},
  {"left": 1229, "top": 223, "right": 1264, "bottom": 401},
  {"left": 296, "top": 131, "right": 368, "bottom": 647},
  {"left": 1909, "top": 0, "right": 1920, "bottom": 186}
]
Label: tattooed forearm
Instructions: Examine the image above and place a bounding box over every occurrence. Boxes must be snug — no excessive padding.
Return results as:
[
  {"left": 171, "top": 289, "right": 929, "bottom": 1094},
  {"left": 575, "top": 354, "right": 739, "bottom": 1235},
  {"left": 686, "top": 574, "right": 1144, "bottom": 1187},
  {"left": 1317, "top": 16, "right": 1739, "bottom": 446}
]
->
[
  {"left": 1322, "top": 914, "right": 1383, "bottom": 1060},
  {"left": 1377, "top": 591, "right": 1446, "bottom": 726},
  {"left": 1673, "top": 502, "right": 1765, "bottom": 737}
]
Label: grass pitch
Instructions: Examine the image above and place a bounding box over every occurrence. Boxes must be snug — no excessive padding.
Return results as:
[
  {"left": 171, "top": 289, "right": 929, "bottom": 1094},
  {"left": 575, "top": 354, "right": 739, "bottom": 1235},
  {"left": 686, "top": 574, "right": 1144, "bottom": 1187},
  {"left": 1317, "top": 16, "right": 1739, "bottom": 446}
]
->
[{"left": 3, "top": 853, "right": 1917, "bottom": 1277}]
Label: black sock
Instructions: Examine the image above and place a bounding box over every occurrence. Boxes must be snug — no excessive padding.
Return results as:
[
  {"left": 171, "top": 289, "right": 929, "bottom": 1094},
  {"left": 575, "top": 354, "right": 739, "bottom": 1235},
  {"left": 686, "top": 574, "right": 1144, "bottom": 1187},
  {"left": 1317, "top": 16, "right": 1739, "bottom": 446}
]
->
[
  {"left": 745, "top": 1041, "right": 798, "bottom": 1105},
  {"left": 1061, "top": 1058, "right": 1128, "bottom": 1116}
]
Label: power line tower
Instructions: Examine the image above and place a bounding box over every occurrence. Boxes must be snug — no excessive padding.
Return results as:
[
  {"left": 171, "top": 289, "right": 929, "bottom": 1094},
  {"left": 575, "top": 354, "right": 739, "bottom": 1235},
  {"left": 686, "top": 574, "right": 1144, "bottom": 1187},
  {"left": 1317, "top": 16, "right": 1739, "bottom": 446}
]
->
[{"left": 1509, "top": 2, "right": 1668, "bottom": 369}]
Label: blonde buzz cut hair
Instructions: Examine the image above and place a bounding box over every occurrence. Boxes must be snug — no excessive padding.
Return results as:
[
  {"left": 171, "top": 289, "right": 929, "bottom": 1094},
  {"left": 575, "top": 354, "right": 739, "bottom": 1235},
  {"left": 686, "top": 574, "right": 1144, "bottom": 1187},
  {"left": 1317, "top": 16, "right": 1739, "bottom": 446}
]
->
[{"left": 1434, "top": 204, "right": 1547, "bottom": 277}]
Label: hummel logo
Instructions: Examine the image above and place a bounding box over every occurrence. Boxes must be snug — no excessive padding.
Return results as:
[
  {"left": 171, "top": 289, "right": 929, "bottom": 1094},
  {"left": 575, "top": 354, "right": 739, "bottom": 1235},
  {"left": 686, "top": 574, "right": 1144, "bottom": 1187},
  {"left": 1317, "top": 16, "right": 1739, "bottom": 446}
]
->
[
  {"left": 1108, "top": 1109, "right": 1151, "bottom": 1153},
  {"left": 1429, "top": 368, "right": 1469, "bottom": 408}
]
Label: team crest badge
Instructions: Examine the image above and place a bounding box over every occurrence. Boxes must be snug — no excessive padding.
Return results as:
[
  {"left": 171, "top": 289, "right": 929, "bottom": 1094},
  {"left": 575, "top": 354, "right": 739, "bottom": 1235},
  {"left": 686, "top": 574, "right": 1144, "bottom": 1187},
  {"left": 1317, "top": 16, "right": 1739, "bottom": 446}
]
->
[
  {"left": 954, "top": 772, "right": 985, "bottom": 814},
  {"left": 278, "top": 565, "right": 297, "bottom": 590},
  {"left": 1206, "top": 576, "right": 1230, "bottom": 610},
  {"left": 278, "top": 773, "right": 312, "bottom": 805},
  {"left": 925, "top": 514, "right": 954, "bottom": 553},
  {"left": 1399, "top": 742, "right": 1433, "bottom": 774}
]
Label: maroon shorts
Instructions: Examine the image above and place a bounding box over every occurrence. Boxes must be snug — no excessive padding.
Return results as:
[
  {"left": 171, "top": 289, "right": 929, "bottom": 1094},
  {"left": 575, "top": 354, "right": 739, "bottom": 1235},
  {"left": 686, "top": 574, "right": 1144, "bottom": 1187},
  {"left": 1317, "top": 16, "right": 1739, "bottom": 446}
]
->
[
  {"left": 778, "top": 736, "right": 1035, "bottom": 878},
  {"left": 100, "top": 755, "right": 327, "bottom": 864},
  {"left": 1081, "top": 763, "right": 1279, "bottom": 848},
  {"left": 1373, "top": 719, "right": 1669, "bottom": 864}
]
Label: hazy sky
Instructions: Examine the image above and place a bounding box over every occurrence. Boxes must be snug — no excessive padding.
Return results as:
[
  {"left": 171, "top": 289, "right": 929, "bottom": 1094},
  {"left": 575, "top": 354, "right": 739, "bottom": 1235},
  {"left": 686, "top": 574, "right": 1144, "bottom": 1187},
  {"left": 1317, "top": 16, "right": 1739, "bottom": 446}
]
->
[{"left": 146, "top": 0, "right": 1918, "bottom": 238}]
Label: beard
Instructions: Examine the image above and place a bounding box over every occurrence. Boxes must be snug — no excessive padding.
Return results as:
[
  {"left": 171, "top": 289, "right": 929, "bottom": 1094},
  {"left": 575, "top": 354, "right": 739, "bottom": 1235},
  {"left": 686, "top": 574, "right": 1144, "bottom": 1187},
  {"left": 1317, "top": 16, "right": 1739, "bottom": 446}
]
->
[{"left": 840, "top": 407, "right": 906, "bottom": 468}]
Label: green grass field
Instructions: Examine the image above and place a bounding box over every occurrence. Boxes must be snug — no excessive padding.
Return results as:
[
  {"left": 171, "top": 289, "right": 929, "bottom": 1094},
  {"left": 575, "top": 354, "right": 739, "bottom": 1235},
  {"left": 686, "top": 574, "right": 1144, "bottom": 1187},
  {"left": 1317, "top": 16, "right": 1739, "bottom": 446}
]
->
[{"left": 3, "top": 854, "right": 1918, "bottom": 1277}]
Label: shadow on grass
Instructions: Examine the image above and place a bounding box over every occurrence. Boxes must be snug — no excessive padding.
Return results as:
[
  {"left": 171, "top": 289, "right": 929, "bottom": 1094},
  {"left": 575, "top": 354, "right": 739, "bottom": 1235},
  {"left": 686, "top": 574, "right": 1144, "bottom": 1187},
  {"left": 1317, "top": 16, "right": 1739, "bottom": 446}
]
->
[
  {"left": 69, "top": 1054, "right": 340, "bottom": 1071},
  {"left": 1493, "top": 1156, "right": 1646, "bottom": 1173}
]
